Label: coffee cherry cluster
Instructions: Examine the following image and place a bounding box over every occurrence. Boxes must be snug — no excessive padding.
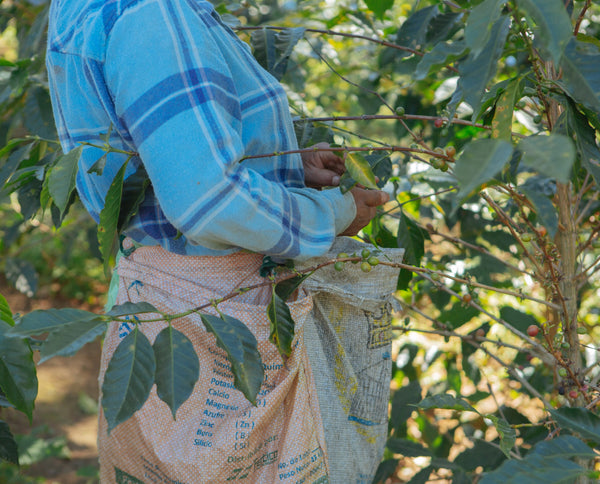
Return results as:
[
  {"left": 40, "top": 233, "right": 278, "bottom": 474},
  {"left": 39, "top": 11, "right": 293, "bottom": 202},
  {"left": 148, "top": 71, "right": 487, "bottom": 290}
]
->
[{"left": 334, "top": 249, "right": 380, "bottom": 273}]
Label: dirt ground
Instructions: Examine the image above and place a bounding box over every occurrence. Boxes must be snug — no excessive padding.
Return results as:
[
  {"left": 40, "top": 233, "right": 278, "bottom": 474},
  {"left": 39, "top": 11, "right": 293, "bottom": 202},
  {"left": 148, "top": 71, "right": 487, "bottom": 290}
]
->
[{"left": 2, "top": 279, "right": 103, "bottom": 484}]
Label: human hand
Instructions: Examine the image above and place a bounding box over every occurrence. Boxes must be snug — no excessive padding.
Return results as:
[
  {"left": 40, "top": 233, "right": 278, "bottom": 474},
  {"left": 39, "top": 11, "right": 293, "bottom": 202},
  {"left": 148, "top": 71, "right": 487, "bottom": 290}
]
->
[
  {"left": 340, "top": 187, "right": 389, "bottom": 236},
  {"left": 302, "top": 142, "right": 346, "bottom": 188}
]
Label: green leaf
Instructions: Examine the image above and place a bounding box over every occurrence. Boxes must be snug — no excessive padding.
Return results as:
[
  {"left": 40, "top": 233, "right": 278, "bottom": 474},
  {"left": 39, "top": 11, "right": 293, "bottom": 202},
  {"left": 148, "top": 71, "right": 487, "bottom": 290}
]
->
[
  {"left": 406, "top": 466, "right": 433, "bottom": 484},
  {"left": 530, "top": 435, "right": 597, "bottom": 459},
  {"left": 395, "top": 6, "right": 439, "bottom": 57},
  {"left": 87, "top": 153, "right": 106, "bottom": 176},
  {"left": 153, "top": 326, "right": 199, "bottom": 419},
  {"left": 519, "top": 187, "right": 558, "bottom": 238},
  {"left": 487, "top": 415, "right": 516, "bottom": 458},
  {"left": 454, "top": 139, "right": 513, "bottom": 199},
  {"left": 464, "top": 0, "right": 508, "bottom": 58},
  {"left": 47, "top": 146, "right": 83, "bottom": 216},
  {"left": 565, "top": 100, "right": 600, "bottom": 185},
  {"left": 517, "top": 0, "right": 572, "bottom": 65},
  {"left": 105, "top": 302, "right": 159, "bottom": 318},
  {"left": 454, "top": 440, "right": 506, "bottom": 472},
  {"left": 499, "top": 307, "right": 539, "bottom": 334},
  {"left": 561, "top": 39, "right": 600, "bottom": 113},
  {"left": 427, "top": 12, "right": 464, "bottom": 45},
  {"left": 390, "top": 380, "right": 422, "bottom": 432},
  {"left": 267, "top": 289, "right": 295, "bottom": 359},
  {"left": 518, "top": 134, "right": 575, "bottom": 183},
  {"left": 551, "top": 407, "right": 600, "bottom": 444},
  {"left": 0, "top": 321, "right": 37, "bottom": 421},
  {"left": 101, "top": 325, "right": 156, "bottom": 433},
  {"left": 438, "top": 303, "right": 480, "bottom": 330},
  {"left": 480, "top": 447, "right": 590, "bottom": 483},
  {"left": 0, "top": 142, "right": 34, "bottom": 190},
  {"left": 117, "top": 166, "right": 150, "bottom": 232},
  {"left": 8, "top": 308, "right": 99, "bottom": 337},
  {"left": 386, "top": 438, "right": 432, "bottom": 457},
  {"left": 200, "top": 314, "right": 263, "bottom": 405},
  {"left": 491, "top": 78, "right": 521, "bottom": 140},
  {"left": 364, "top": 0, "right": 394, "bottom": 19},
  {"left": 415, "top": 41, "right": 467, "bottom": 80},
  {"left": 0, "top": 420, "right": 18, "bottom": 464},
  {"left": 417, "top": 393, "right": 479, "bottom": 413},
  {"left": 39, "top": 318, "right": 107, "bottom": 364},
  {"left": 457, "top": 16, "right": 511, "bottom": 118},
  {"left": 273, "top": 274, "right": 310, "bottom": 302},
  {"left": 372, "top": 458, "right": 399, "bottom": 484},
  {"left": 396, "top": 211, "right": 428, "bottom": 289},
  {"left": 344, "top": 152, "right": 378, "bottom": 189},
  {"left": 251, "top": 27, "right": 305, "bottom": 81},
  {"left": 0, "top": 294, "right": 14, "bottom": 327},
  {"left": 98, "top": 159, "right": 129, "bottom": 274},
  {"left": 4, "top": 257, "right": 38, "bottom": 298}
]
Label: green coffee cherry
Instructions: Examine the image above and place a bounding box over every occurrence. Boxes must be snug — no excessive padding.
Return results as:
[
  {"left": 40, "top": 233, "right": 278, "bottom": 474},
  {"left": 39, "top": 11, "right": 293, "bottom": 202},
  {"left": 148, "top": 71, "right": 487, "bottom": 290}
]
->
[
  {"left": 395, "top": 106, "right": 405, "bottom": 116},
  {"left": 361, "top": 249, "right": 371, "bottom": 259},
  {"left": 361, "top": 261, "right": 372, "bottom": 273},
  {"left": 334, "top": 261, "right": 345, "bottom": 271},
  {"left": 337, "top": 252, "right": 349, "bottom": 259},
  {"left": 558, "top": 368, "right": 568, "bottom": 378},
  {"left": 367, "top": 256, "right": 380, "bottom": 266}
]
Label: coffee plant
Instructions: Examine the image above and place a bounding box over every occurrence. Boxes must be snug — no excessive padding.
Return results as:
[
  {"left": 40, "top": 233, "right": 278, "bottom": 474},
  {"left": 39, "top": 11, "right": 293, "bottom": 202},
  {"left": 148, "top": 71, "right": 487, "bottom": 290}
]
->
[{"left": 1, "top": 0, "right": 600, "bottom": 482}]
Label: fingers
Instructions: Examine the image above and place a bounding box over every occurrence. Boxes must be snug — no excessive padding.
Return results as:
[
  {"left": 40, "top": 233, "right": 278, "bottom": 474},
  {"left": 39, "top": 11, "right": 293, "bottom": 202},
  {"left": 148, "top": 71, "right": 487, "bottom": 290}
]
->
[{"left": 363, "top": 189, "right": 389, "bottom": 206}]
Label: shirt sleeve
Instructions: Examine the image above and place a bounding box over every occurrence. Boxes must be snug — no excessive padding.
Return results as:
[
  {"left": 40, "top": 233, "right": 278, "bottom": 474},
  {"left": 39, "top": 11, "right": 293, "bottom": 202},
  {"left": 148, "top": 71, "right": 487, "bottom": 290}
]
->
[{"left": 103, "top": 0, "right": 355, "bottom": 260}]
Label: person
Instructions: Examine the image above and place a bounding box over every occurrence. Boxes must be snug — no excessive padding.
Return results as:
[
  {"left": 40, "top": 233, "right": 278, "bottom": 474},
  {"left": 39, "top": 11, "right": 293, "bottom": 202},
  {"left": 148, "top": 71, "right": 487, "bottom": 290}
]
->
[{"left": 46, "top": 0, "right": 389, "bottom": 482}]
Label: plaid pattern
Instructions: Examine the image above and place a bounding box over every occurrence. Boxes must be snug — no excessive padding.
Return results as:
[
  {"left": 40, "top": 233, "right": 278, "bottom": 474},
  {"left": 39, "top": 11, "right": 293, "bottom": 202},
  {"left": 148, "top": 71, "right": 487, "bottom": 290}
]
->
[{"left": 46, "top": 0, "right": 355, "bottom": 259}]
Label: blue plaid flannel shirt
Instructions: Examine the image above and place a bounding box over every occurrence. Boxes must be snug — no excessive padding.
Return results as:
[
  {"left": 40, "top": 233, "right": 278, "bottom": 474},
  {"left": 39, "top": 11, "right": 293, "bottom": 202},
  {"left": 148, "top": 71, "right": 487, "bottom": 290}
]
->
[{"left": 46, "top": 0, "right": 355, "bottom": 260}]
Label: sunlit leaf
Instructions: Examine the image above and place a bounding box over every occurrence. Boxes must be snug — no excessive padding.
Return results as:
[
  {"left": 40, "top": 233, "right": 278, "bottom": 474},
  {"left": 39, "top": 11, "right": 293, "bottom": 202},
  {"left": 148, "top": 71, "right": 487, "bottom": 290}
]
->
[
  {"left": 101, "top": 325, "right": 155, "bottom": 433},
  {"left": 344, "top": 152, "right": 378, "bottom": 189},
  {"left": 518, "top": 134, "right": 575, "bottom": 183},
  {"left": 454, "top": 139, "right": 513, "bottom": 199},
  {"left": 0, "top": 294, "right": 14, "bottom": 327},
  {"left": 364, "top": 0, "right": 393, "bottom": 20},
  {"left": 0, "top": 321, "right": 37, "bottom": 422},
  {"left": 200, "top": 314, "right": 263, "bottom": 405},
  {"left": 153, "top": 326, "right": 199, "bottom": 419},
  {"left": 47, "top": 145, "right": 83, "bottom": 216},
  {"left": 39, "top": 318, "right": 107, "bottom": 363}
]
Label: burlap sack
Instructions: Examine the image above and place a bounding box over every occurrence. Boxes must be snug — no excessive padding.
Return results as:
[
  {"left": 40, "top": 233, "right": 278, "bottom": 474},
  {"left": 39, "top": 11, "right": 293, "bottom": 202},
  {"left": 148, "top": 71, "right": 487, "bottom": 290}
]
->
[{"left": 98, "top": 238, "right": 403, "bottom": 483}]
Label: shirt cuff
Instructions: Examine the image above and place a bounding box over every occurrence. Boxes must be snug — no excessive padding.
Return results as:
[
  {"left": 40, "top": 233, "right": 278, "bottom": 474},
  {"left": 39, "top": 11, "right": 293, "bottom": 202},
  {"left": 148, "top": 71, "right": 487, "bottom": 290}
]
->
[{"left": 322, "top": 188, "right": 356, "bottom": 235}]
